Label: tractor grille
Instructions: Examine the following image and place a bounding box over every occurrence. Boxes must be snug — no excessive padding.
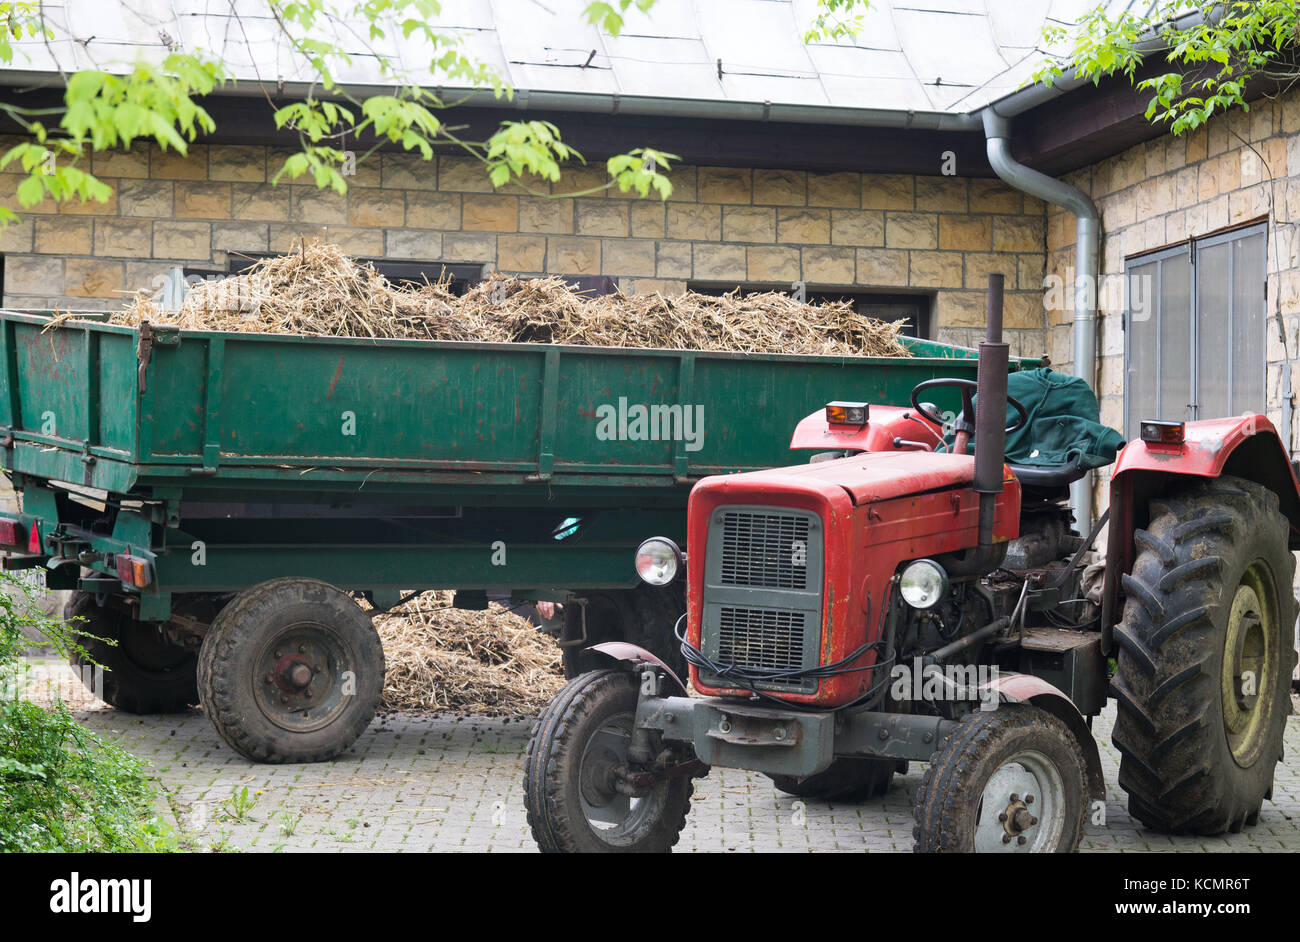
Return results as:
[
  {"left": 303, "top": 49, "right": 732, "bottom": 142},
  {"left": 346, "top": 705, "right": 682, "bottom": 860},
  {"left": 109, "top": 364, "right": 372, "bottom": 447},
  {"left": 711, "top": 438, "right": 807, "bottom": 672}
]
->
[
  {"left": 715, "top": 606, "right": 807, "bottom": 682},
  {"left": 718, "top": 510, "right": 810, "bottom": 590},
  {"left": 702, "top": 505, "right": 823, "bottom": 694}
]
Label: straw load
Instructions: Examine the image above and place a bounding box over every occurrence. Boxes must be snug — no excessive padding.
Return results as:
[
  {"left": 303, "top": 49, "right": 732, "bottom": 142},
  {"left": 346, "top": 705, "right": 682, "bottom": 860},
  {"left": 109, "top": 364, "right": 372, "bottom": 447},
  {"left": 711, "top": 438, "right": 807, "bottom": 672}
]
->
[{"left": 114, "top": 239, "right": 913, "bottom": 358}]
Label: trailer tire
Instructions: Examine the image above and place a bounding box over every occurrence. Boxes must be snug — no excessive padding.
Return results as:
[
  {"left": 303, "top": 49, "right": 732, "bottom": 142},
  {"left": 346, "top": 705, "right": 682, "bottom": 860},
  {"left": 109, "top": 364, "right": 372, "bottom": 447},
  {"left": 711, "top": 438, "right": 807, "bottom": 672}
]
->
[
  {"left": 525, "top": 668, "right": 693, "bottom": 853},
  {"left": 1112, "top": 475, "right": 1297, "bottom": 834},
  {"left": 197, "top": 578, "right": 384, "bottom": 764},
  {"left": 561, "top": 584, "right": 686, "bottom": 680},
  {"left": 768, "top": 758, "right": 901, "bottom": 802},
  {"left": 65, "top": 592, "right": 199, "bottom": 714},
  {"left": 913, "top": 705, "right": 1087, "bottom": 853}
]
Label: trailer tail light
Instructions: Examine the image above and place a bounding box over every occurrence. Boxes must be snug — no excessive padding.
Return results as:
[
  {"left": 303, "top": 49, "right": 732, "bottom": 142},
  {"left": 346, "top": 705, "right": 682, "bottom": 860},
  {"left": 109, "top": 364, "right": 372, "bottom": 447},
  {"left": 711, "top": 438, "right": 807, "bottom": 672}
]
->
[
  {"left": 1140, "top": 419, "right": 1185, "bottom": 445},
  {"left": 115, "top": 554, "right": 153, "bottom": 588},
  {"left": 0, "top": 519, "right": 19, "bottom": 547},
  {"left": 27, "top": 521, "right": 40, "bottom": 554},
  {"left": 826, "top": 401, "right": 868, "bottom": 427}
]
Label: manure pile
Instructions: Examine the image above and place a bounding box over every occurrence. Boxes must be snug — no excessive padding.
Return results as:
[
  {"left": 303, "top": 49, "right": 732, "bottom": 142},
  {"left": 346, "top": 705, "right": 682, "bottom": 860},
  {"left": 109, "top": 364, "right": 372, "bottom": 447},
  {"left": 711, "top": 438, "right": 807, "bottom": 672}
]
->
[{"left": 371, "top": 592, "right": 563, "bottom": 717}]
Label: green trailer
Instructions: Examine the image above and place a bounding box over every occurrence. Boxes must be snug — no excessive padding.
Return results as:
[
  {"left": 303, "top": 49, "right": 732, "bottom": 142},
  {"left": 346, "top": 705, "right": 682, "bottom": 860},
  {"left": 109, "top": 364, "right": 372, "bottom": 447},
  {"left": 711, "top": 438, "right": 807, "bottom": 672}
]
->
[{"left": 0, "top": 308, "right": 1026, "bottom": 761}]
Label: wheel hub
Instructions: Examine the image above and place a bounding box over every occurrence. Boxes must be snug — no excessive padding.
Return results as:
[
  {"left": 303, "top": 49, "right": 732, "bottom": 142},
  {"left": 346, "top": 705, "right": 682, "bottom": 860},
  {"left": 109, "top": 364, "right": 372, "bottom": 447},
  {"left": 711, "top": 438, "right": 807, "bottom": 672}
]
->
[
  {"left": 1221, "top": 571, "right": 1277, "bottom": 768},
  {"left": 974, "top": 752, "right": 1064, "bottom": 853},
  {"left": 254, "top": 625, "right": 352, "bottom": 733},
  {"left": 998, "top": 793, "right": 1038, "bottom": 844},
  {"left": 576, "top": 715, "right": 667, "bottom": 841},
  {"left": 273, "top": 654, "right": 316, "bottom": 692}
]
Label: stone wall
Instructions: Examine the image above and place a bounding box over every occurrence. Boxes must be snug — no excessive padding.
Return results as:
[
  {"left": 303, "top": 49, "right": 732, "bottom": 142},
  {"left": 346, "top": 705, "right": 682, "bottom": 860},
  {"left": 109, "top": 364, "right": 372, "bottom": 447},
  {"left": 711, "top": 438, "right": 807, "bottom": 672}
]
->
[
  {"left": 0, "top": 139, "right": 1049, "bottom": 355},
  {"left": 1044, "top": 88, "right": 1300, "bottom": 519}
]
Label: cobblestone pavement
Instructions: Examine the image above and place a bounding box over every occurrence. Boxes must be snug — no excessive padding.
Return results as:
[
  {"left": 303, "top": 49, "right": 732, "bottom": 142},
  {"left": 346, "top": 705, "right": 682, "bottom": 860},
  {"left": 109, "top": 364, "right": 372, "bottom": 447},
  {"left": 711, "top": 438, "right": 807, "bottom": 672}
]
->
[{"left": 23, "top": 660, "right": 1300, "bottom": 852}]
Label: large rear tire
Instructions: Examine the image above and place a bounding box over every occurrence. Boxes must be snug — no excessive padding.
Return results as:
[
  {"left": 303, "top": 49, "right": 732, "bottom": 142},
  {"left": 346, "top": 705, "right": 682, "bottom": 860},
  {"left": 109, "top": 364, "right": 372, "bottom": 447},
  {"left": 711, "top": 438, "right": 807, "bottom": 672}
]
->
[
  {"left": 65, "top": 592, "right": 198, "bottom": 714},
  {"left": 913, "top": 705, "right": 1088, "bottom": 853},
  {"left": 197, "top": 578, "right": 384, "bottom": 764},
  {"left": 768, "top": 758, "right": 902, "bottom": 802},
  {"left": 524, "top": 669, "right": 694, "bottom": 853},
  {"left": 1112, "top": 475, "right": 1297, "bottom": 834},
  {"left": 561, "top": 585, "right": 686, "bottom": 680}
]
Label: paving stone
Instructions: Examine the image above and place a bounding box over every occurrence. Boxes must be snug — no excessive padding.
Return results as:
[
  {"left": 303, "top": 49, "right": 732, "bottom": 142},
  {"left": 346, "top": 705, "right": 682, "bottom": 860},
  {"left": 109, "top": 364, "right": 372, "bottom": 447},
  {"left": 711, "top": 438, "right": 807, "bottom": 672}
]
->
[{"left": 34, "top": 661, "right": 1300, "bottom": 854}]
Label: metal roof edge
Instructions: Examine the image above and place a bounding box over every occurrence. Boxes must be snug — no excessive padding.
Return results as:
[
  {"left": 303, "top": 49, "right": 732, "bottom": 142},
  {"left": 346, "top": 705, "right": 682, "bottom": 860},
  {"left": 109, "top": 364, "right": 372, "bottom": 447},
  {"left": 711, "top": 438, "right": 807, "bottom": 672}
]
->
[{"left": 0, "top": 6, "right": 1212, "bottom": 136}]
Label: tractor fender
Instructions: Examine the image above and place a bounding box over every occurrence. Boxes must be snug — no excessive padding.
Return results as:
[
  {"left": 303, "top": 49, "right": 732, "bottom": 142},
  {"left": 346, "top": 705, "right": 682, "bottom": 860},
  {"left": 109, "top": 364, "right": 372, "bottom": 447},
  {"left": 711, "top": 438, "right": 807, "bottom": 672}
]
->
[
  {"left": 983, "top": 672, "right": 1105, "bottom": 800},
  {"left": 1102, "top": 414, "right": 1300, "bottom": 643},
  {"left": 589, "top": 641, "right": 689, "bottom": 694}
]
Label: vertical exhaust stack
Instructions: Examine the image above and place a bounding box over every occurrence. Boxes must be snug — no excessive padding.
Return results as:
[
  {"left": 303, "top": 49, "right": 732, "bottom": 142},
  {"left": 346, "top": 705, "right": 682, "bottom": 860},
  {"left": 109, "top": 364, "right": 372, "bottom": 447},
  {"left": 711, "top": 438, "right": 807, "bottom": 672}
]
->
[{"left": 974, "top": 274, "right": 1009, "bottom": 548}]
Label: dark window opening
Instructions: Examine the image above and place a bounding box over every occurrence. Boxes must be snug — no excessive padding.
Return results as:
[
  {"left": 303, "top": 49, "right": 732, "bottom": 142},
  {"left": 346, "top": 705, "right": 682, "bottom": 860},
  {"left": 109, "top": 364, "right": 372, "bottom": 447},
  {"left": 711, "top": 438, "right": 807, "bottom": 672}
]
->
[
  {"left": 201, "top": 256, "right": 621, "bottom": 300},
  {"left": 687, "top": 283, "right": 931, "bottom": 338},
  {"left": 220, "top": 255, "right": 488, "bottom": 296}
]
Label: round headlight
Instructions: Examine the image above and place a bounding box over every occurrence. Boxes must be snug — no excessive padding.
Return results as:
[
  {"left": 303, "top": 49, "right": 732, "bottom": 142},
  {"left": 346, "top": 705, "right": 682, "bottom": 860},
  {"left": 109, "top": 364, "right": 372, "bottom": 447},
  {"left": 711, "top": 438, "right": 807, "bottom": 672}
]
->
[
  {"left": 635, "top": 537, "right": 682, "bottom": 586},
  {"left": 899, "top": 559, "right": 948, "bottom": 609}
]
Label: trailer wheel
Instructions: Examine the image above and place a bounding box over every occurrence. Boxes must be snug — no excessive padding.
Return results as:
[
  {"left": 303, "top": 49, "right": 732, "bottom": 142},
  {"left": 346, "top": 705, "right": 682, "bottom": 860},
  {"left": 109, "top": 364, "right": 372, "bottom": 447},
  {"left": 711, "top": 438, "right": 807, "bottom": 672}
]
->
[
  {"left": 768, "top": 758, "right": 902, "bottom": 802},
  {"left": 561, "top": 584, "right": 686, "bottom": 679},
  {"left": 65, "top": 592, "right": 198, "bottom": 714},
  {"left": 197, "top": 578, "right": 384, "bottom": 763},
  {"left": 913, "top": 705, "right": 1087, "bottom": 853},
  {"left": 524, "top": 669, "right": 694, "bottom": 852},
  {"left": 1112, "top": 475, "right": 1297, "bottom": 834}
]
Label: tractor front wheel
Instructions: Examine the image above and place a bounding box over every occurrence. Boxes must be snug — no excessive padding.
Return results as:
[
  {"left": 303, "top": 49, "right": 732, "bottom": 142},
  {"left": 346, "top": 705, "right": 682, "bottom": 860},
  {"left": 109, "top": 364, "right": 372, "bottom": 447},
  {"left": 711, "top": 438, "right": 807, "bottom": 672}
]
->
[
  {"left": 913, "top": 705, "right": 1088, "bottom": 853},
  {"left": 1112, "top": 475, "right": 1297, "bottom": 834},
  {"left": 524, "top": 669, "right": 695, "bottom": 853}
]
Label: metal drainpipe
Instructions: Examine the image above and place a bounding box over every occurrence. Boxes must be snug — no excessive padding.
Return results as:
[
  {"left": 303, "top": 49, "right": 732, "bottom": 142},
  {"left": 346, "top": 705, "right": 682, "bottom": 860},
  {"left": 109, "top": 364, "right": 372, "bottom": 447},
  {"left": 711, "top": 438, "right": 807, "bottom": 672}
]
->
[{"left": 981, "top": 109, "right": 1100, "bottom": 534}]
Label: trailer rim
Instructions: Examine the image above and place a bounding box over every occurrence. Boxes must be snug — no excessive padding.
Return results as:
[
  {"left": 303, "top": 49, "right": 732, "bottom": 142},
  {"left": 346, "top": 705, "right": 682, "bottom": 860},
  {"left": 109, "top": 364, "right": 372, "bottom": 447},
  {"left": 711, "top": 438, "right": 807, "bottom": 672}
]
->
[{"left": 254, "top": 621, "right": 356, "bottom": 733}]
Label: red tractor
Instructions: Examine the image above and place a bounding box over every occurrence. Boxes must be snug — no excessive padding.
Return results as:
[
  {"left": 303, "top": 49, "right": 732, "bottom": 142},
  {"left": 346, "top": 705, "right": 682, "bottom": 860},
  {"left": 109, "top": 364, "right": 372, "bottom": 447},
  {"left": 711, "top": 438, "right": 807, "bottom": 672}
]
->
[{"left": 523, "top": 276, "right": 1300, "bottom": 853}]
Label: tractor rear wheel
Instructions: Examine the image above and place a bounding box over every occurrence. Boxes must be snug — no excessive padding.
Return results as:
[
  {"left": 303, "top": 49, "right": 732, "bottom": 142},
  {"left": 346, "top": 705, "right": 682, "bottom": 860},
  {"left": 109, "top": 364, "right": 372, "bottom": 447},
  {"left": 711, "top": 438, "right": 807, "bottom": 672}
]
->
[
  {"left": 197, "top": 578, "right": 384, "bottom": 763},
  {"left": 768, "top": 758, "right": 902, "bottom": 802},
  {"left": 560, "top": 585, "right": 686, "bottom": 680},
  {"left": 1112, "top": 475, "right": 1297, "bottom": 834},
  {"left": 913, "top": 705, "right": 1088, "bottom": 853},
  {"left": 525, "top": 669, "right": 694, "bottom": 853},
  {"left": 65, "top": 592, "right": 199, "bottom": 714}
]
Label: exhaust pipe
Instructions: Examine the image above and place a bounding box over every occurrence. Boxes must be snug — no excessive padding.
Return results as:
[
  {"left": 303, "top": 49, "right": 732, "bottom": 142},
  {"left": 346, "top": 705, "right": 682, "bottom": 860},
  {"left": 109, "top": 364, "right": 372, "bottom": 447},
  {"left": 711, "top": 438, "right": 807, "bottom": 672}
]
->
[{"left": 974, "top": 274, "right": 1009, "bottom": 549}]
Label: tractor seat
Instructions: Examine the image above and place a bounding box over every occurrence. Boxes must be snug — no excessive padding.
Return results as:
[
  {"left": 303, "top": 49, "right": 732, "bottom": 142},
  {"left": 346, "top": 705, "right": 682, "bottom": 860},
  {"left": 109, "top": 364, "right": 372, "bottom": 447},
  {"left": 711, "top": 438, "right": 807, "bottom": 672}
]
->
[{"left": 1006, "top": 457, "right": 1088, "bottom": 489}]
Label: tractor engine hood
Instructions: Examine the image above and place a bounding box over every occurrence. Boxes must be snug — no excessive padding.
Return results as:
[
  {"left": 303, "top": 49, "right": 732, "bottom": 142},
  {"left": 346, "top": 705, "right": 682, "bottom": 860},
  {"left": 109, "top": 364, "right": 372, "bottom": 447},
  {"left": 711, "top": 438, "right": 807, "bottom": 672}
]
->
[{"left": 697, "top": 451, "right": 1014, "bottom": 507}]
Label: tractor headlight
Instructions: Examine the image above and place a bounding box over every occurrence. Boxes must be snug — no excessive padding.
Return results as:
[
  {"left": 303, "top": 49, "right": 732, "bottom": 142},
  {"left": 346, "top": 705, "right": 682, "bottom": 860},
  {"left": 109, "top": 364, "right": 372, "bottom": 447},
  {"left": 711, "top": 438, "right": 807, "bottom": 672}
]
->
[
  {"left": 899, "top": 559, "right": 948, "bottom": 609},
  {"left": 635, "top": 537, "right": 683, "bottom": 586}
]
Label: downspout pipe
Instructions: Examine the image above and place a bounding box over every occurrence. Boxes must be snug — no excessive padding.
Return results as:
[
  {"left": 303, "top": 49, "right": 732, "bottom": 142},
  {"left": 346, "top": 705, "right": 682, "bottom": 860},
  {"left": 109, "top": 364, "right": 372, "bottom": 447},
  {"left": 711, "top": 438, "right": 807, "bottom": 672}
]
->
[{"left": 981, "top": 109, "right": 1099, "bottom": 534}]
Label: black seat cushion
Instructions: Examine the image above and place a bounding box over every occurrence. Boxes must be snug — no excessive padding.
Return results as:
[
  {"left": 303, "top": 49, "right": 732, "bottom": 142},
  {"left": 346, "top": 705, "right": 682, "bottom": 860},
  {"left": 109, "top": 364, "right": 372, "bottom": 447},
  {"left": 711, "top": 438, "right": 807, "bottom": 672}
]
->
[{"left": 1007, "top": 458, "right": 1088, "bottom": 489}]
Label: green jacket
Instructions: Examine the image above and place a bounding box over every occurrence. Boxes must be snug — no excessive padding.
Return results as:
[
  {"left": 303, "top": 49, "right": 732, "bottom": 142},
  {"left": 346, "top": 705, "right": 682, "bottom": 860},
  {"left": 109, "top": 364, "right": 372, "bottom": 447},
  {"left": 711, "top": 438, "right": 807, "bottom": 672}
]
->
[
  {"left": 1000, "top": 368, "right": 1124, "bottom": 469},
  {"left": 950, "top": 368, "right": 1124, "bottom": 470}
]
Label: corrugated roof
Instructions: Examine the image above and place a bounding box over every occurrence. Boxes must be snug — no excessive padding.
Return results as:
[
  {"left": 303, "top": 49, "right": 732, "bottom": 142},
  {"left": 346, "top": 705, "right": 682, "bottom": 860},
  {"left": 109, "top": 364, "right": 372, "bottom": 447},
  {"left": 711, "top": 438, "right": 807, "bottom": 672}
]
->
[{"left": 4, "top": 0, "right": 1161, "bottom": 116}]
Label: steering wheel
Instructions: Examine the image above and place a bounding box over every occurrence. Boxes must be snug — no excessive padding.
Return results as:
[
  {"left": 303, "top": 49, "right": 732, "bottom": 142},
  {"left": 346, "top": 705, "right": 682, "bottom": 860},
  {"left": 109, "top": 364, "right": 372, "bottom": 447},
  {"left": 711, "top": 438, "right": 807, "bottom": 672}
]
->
[{"left": 910, "top": 378, "right": 1029, "bottom": 441}]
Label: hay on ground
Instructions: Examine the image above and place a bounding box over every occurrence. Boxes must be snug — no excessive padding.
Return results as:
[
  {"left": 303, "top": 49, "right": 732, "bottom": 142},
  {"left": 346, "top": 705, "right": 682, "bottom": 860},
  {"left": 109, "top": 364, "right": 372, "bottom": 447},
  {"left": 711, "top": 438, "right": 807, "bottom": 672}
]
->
[
  {"left": 113, "top": 240, "right": 911, "bottom": 358},
  {"left": 372, "top": 591, "right": 563, "bottom": 716}
]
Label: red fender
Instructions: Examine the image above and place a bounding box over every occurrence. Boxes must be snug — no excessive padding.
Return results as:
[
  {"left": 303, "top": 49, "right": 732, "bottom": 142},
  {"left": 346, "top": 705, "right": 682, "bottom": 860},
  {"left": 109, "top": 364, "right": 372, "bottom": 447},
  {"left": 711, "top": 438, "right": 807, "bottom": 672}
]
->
[
  {"left": 589, "top": 641, "right": 688, "bottom": 694},
  {"left": 982, "top": 672, "right": 1106, "bottom": 800},
  {"left": 1102, "top": 414, "right": 1300, "bottom": 642}
]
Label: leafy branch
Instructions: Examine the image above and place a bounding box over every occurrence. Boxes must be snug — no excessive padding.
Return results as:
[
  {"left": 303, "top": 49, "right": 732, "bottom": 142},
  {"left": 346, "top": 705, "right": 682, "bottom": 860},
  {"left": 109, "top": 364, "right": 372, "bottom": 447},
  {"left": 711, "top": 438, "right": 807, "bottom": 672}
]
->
[{"left": 1034, "top": 1, "right": 1300, "bottom": 135}]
